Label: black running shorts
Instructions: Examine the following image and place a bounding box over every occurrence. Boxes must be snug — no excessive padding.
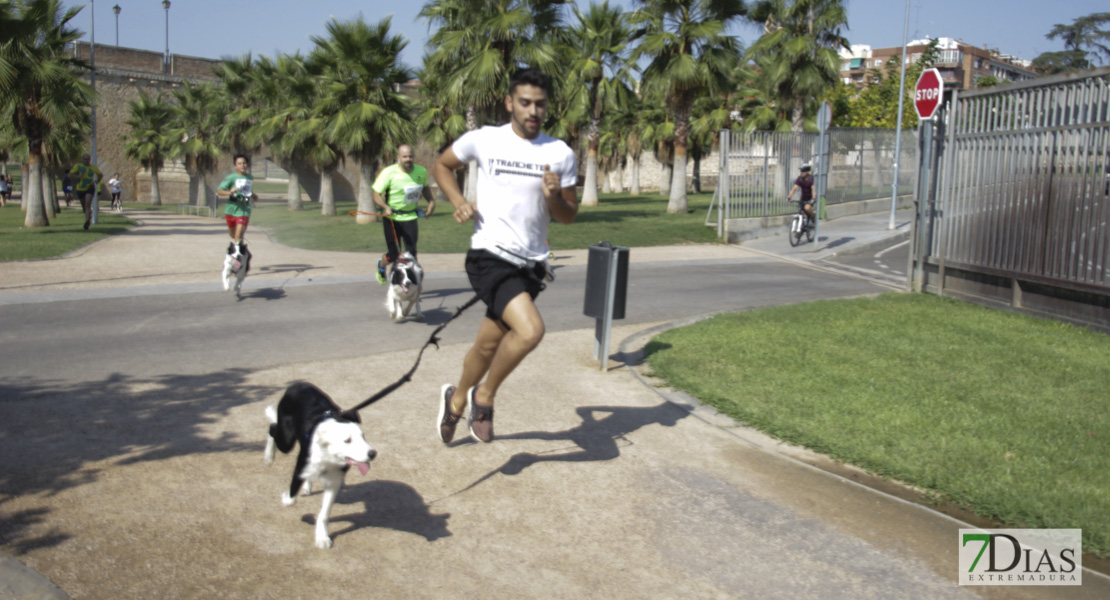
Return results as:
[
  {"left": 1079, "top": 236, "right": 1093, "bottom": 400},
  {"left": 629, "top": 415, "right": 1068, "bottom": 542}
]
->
[{"left": 465, "top": 249, "right": 547, "bottom": 322}]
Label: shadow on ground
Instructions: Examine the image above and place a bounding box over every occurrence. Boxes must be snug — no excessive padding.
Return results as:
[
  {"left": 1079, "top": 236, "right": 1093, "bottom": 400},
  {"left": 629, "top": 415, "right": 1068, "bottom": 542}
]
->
[{"left": 0, "top": 370, "right": 279, "bottom": 551}]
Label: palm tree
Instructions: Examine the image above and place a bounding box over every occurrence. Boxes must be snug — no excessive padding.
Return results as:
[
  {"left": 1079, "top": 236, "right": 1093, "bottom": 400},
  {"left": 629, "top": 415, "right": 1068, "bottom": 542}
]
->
[
  {"left": 745, "top": 0, "right": 850, "bottom": 133},
  {"left": 0, "top": 0, "right": 92, "bottom": 227},
  {"left": 631, "top": 0, "right": 745, "bottom": 214},
  {"left": 312, "top": 16, "right": 414, "bottom": 224},
  {"left": 42, "top": 117, "right": 87, "bottom": 215},
  {"left": 246, "top": 52, "right": 320, "bottom": 210},
  {"left": 564, "top": 1, "right": 634, "bottom": 207},
  {"left": 634, "top": 99, "right": 674, "bottom": 197},
  {"left": 122, "top": 91, "right": 173, "bottom": 205},
  {"left": 214, "top": 53, "right": 263, "bottom": 158},
  {"left": 421, "top": 0, "right": 565, "bottom": 201},
  {"left": 289, "top": 112, "right": 342, "bottom": 216},
  {"left": 168, "top": 81, "right": 222, "bottom": 208}
]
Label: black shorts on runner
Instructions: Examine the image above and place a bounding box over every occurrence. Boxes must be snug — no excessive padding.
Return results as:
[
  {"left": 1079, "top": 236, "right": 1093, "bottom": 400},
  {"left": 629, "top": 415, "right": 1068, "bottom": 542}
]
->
[{"left": 465, "top": 249, "right": 547, "bottom": 322}]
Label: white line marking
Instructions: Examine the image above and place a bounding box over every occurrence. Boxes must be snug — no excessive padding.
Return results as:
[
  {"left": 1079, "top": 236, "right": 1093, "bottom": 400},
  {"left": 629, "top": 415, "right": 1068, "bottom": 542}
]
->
[{"left": 875, "top": 239, "right": 909, "bottom": 259}]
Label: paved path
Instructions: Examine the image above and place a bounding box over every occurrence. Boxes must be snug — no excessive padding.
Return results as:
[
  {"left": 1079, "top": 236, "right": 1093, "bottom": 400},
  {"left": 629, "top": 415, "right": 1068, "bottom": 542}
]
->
[{"left": 1, "top": 209, "right": 1105, "bottom": 599}]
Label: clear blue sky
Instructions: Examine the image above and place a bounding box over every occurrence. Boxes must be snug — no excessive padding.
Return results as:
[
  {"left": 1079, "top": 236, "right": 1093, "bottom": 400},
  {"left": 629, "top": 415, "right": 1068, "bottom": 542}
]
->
[{"left": 67, "top": 0, "right": 1106, "bottom": 71}]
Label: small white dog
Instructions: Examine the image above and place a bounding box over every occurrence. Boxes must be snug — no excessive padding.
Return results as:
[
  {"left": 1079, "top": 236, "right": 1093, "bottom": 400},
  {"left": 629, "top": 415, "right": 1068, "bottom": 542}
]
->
[
  {"left": 264, "top": 382, "right": 376, "bottom": 549},
  {"left": 222, "top": 241, "right": 250, "bottom": 296},
  {"left": 385, "top": 252, "right": 424, "bottom": 320}
]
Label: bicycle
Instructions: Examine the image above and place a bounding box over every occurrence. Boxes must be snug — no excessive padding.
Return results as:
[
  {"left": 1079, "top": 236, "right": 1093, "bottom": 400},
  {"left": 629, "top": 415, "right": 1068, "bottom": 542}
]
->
[{"left": 788, "top": 200, "right": 815, "bottom": 247}]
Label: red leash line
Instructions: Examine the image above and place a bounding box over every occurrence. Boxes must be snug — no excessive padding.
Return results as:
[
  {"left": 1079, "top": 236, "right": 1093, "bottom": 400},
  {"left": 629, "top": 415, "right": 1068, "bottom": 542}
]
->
[{"left": 347, "top": 210, "right": 401, "bottom": 247}]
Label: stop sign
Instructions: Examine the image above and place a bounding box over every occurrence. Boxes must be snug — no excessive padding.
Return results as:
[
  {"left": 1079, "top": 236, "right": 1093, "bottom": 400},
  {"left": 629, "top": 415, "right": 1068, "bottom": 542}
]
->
[{"left": 914, "top": 68, "right": 944, "bottom": 120}]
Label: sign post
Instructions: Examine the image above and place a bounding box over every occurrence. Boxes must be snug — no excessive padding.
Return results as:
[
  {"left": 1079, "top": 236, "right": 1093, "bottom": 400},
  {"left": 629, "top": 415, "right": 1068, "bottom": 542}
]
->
[
  {"left": 914, "top": 68, "right": 944, "bottom": 121},
  {"left": 910, "top": 68, "right": 944, "bottom": 291},
  {"left": 814, "top": 101, "right": 832, "bottom": 247}
]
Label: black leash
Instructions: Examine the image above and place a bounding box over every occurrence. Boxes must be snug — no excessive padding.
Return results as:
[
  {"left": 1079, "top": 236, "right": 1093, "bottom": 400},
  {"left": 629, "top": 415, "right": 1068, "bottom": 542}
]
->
[
  {"left": 339, "top": 292, "right": 483, "bottom": 420},
  {"left": 338, "top": 250, "right": 552, "bottom": 420}
]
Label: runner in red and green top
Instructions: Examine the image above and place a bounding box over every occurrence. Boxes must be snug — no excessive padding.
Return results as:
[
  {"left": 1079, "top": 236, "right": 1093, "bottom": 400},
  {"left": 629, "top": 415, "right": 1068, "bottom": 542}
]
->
[{"left": 216, "top": 154, "right": 258, "bottom": 256}]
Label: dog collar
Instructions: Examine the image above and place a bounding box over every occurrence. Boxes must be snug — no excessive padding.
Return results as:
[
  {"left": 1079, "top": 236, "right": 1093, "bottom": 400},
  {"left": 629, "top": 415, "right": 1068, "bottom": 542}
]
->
[{"left": 303, "top": 409, "right": 345, "bottom": 441}]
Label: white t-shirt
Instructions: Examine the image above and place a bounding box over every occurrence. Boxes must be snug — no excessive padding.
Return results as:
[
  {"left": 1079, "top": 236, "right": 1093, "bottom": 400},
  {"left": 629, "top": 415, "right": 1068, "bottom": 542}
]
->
[
  {"left": 451, "top": 123, "right": 577, "bottom": 261},
  {"left": 108, "top": 178, "right": 122, "bottom": 194}
]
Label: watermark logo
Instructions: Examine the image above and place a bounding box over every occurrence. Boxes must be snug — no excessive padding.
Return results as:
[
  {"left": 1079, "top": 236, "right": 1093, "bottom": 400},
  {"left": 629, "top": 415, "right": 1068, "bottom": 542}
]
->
[{"left": 959, "top": 529, "right": 1081, "bottom": 586}]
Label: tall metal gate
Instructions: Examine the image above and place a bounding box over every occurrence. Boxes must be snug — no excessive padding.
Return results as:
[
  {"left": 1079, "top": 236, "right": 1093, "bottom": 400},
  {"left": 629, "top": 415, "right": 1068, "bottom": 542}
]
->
[
  {"left": 914, "top": 67, "right": 1110, "bottom": 329},
  {"left": 712, "top": 129, "right": 916, "bottom": 237}
]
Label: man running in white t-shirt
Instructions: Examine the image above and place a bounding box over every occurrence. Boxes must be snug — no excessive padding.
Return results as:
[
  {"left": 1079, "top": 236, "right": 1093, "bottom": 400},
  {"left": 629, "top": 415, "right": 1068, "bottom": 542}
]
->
[{"left": 433, "top": 68, "right": 579, "bottom": 444}]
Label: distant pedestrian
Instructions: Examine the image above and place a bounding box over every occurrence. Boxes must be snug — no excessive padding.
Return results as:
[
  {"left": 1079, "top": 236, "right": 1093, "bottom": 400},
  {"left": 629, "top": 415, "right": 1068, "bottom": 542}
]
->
[
  {"left": 371, "top": 144, "right": 436, "bottom": 284},
  {"left": 0, "top": 175, "right": 8, "bottom": 207},
  {"left": 108, "top": 173, "right": 123, "bottom": 212},
  {"left": 62, "top": 174, "right": 74, "bottom": 207},
  {"left": 68, "top": 153, "right": 102, "bottom": 230}
]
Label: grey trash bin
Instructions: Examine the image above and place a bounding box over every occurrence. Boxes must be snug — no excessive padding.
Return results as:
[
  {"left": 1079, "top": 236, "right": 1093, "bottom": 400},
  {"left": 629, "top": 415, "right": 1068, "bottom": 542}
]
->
[{"left": 583, "top": 242, "right": 628, "bottom": 320}]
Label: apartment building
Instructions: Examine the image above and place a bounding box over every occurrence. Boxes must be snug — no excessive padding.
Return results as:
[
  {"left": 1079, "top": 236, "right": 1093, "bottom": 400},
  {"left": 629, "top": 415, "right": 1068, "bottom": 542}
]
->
[{"left": 839, "top": 37, "right": 1038, "bottom": 90}]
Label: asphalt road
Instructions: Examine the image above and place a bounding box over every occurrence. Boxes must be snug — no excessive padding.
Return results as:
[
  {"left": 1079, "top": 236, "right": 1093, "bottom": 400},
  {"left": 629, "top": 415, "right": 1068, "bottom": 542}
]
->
[{"left": 0, "top": 258, "right": 885, "bottom": 386}]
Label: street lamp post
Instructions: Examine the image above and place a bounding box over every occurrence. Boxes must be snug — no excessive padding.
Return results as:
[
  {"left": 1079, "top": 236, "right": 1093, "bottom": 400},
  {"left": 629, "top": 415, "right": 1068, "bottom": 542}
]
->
[
  {"left": 889, "top": 0, "right": 911, "bottom": 230},
  {"left": 163, "top": 0, "right": 171, "bottom": 74},
  {"left": 90, "top": 0, "right": 99, "bottom": 225},
  {"left": 113, "top": 4, "right": 120, "bottom": 46}
]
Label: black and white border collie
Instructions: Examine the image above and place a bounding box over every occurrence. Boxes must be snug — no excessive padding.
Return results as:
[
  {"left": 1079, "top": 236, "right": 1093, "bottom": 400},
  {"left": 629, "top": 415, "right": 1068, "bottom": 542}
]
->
[
  {"left": 222, "top": 241, "right": 250, "bottom": 296},
  {"left": 264, "top": 382, "right": 376, "bottom": 549},
  {"left": 386, "top": 251, "right": 423, "bottom": 320}
]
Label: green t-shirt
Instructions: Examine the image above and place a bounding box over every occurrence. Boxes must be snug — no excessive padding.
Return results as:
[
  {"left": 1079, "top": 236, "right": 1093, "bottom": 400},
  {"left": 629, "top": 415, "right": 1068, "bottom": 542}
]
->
[
  {"left": 371, "top": 164, "right": 427, "bottom": 222},
  {"left": 68, "top": 163, "right": 102, "bottom": 193},
  {"left": 219, "top": 172, "right": 254, "bottom": 217}
]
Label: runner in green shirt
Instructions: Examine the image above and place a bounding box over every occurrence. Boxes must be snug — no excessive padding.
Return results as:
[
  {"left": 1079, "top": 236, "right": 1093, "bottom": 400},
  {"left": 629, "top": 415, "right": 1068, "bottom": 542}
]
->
[
  {"left": 371, "top": 144, "right": 436, "bottom": 284},
  {"left": 216, "top": 154, "right": 258, "bottom": 258},
  {"left": 69, "top": 153, "right": 103, "bottom": 230}
]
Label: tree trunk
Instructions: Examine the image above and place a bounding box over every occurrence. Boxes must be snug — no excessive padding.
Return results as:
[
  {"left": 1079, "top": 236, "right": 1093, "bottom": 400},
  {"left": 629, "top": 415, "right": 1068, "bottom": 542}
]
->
[
  {"left": 582, "top": 117, "right": 600, "bottom": 206},
  {"left": 24, "top": 151, "right": 48, "bottom": 227},
  {"left": 21, "top": 164, "right": 29, "bottom": 211},
  {"left": 631, "top": 157, "right": 641, "bottom": 195},
  {"left": 287, "top": 171, "right": 302, "bottom": 211},
  {"left": 194, "top": 175, "right": 210, "bottom": 208},
  {"left": 320, "top": 170, "right": 336, "bottom": 216},
  {"left": 611, "top": 167, "right": 623, "bottom": 194},
  {"left": 43, "top": 169, "right": 56, "bottom": 219},
  {"left": 150, "top": 167, "right": 162, "bottom": 206},
  {"left": 464, "top": 105, "right": 479, "bottom": 203},
  {"left": 583, "top": 151, "right": 599, "bottom": 206},
  {"left": 356, "top": 160, "right": 378, "bottom": 224},
  {"left": 601, "top": 164, "right": 612, "bottom": 194},
  {"left": 660, "top": 162, "right": 672, "bottom": 196},
  {"left": 692, "top": 155, "right": 702, "bottom": 194},
  {"left": 668, "top": 150, "right": 688, "bottom": 213},
  {"left": 792, "top": 95, "right": 805, "bottom": 133}
]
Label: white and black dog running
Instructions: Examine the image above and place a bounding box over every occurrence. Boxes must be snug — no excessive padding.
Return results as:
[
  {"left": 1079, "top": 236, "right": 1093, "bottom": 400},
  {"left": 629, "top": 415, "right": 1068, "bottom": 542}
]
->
[
  {"left": 264, "top": 382, "right": 376, "bottom": 549},
  {"left": 222, "top": 240, "right": 251, "bottom": 296},
  {"left": 385, "top": 251, "right": 424, "bottom": 320}
]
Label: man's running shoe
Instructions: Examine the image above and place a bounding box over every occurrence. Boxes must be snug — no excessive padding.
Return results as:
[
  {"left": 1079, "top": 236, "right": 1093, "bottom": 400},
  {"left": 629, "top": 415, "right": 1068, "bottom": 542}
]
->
[
  {"left": 376, "top": 259, "right": 387, "bottom": 285},
  {"left": 467, "top": 386, "right": 494, "bottom": 443},
  {"left": 437, "top": 384, "right": 462, "bottom": 444}
]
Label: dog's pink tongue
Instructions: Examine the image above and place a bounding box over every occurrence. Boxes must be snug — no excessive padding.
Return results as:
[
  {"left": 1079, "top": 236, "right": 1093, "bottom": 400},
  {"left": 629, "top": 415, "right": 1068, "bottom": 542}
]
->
[{"left": 346, "top": 458, "right": 371, "bottom": 476}]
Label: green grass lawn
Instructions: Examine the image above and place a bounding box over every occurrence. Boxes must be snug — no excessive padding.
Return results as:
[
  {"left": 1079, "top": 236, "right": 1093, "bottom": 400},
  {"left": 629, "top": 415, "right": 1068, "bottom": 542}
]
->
[
  {"left": 248, "top": 191, "right": 719, "bottom": 254},
  {"left": 644, "top": 292, "right": 1110, "bottom": 557},
  {"left": 0, "top": 202, "right": 133, "bottom": 260}
]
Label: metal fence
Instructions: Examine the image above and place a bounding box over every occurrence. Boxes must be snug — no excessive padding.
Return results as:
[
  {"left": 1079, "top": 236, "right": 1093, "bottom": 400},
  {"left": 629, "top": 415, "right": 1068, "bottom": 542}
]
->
[
  {"left": 716, "top": 128, "right": 916, "bottom": 222},
  {"left": 933, "top": 68, "right": 1110, "bottom": 291}
]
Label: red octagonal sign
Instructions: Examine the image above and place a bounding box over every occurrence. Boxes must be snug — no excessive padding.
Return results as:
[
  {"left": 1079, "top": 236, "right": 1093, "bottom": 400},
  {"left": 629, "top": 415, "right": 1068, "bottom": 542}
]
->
[{"left": 914, "top": 68, "right": 944, "bottom": 120}]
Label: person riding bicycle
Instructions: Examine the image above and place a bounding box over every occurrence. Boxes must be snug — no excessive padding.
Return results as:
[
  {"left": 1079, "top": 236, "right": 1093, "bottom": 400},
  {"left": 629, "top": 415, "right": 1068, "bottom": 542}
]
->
[{"left": 788, "top": 163, "right": 815, "bottom": 228}]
